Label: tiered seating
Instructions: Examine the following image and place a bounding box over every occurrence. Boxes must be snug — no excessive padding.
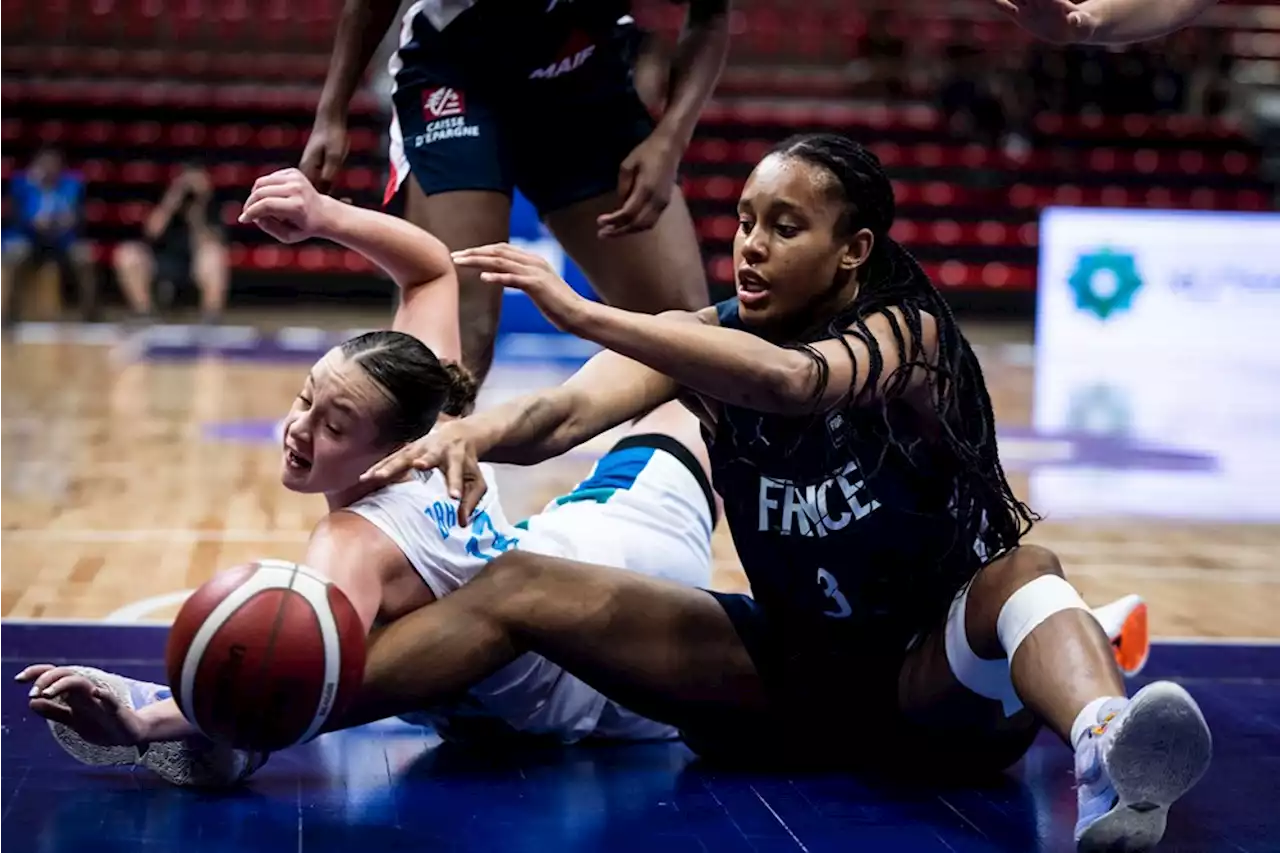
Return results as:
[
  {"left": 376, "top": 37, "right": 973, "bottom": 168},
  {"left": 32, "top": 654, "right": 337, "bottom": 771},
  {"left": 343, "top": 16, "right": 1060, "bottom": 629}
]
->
[
  {"left": 681, "top": 102, "right": 1270, "bottom": 289},
  {"left": 1, "top": 0, "right": 343, "bottom": 53},
  {"left": 2, "top": 0, "right": 1275, "bottom": 296}
]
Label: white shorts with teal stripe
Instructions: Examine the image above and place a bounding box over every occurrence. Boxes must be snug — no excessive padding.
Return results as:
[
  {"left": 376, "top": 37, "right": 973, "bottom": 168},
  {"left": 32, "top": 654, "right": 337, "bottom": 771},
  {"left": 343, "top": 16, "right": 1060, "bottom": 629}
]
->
[{"left": 518, "top": 433, "right": 715, "bottom": 590}]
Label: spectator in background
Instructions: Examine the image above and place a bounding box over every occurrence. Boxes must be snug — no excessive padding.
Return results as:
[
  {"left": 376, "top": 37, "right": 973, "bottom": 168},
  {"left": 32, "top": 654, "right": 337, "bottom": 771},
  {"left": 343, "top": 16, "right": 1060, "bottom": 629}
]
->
[
  {"left": 112, "top": 164, "right": 229, "bottom": 325},
  {"left": 1184, "top": 26, "right": 1234, "bottom": 117},
  {"left": 1, "top": 147, "right": 98, "bottom": 325},
  {"left": 858, "top": 9, "right": 907, "bottom": 99},
  {"left": 938, "top": 20, "right": 1015, "bottom": 150}
]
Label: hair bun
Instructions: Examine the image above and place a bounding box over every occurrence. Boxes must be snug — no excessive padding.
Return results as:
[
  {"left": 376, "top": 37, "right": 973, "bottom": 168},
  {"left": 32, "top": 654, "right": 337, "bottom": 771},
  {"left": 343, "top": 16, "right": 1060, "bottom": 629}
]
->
[{"left": 440, "top": 361, "right": 478, "bottom": 417}]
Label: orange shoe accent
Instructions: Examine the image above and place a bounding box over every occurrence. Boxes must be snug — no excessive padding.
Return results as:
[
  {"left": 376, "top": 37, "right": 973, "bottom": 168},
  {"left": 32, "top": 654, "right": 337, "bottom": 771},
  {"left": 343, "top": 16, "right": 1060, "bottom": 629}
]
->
[{"left": 1112, "top": 601, "right": 1150, "bottom": 676}]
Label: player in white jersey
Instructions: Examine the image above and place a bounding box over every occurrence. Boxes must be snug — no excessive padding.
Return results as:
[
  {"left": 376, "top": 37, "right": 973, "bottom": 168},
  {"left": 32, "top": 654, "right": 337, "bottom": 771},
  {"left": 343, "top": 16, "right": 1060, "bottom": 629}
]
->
[
  {"left": 20, "top": 169, "right": 1147, "bottom": 790},
  {"left": 17, "top": 169, "right": 715, "bottom": 783}
]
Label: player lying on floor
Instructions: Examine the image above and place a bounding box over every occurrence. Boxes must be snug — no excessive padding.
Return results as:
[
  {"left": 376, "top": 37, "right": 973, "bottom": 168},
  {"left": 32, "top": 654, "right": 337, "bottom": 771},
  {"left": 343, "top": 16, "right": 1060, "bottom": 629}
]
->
[
  {"left": 18, "top": 169, "right": 718, "bottom": 785},
  {"left": 20, "top": 168, "right": 1148, "bottom": 792}
]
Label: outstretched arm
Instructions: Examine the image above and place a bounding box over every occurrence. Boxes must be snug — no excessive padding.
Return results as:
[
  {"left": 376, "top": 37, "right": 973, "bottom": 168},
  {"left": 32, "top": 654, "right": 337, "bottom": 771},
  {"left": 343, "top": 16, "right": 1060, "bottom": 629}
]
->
[
  {"left": 240, "top": 169, "right": 461, "bottom": 363},
  {"left": 469, "top": 346, "right": 682, "bottom": 466},
  {"left": 15, "top": 515, "right": 416, "bottom": 749},
  {"left": 358, "top": 322, "right": 697, "bottom": 511},
  {"left": 452, "top": 244, "right": 939, "bottom": 415},
  {"left": 996, "top": 0, "right": 1219, "bottom": 45}
]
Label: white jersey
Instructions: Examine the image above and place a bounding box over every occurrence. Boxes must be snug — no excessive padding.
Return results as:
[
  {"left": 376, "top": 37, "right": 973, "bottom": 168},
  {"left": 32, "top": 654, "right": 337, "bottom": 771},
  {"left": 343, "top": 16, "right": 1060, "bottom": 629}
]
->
[{"left": 347, "top": 451, "right": 709, "bottom": 743}]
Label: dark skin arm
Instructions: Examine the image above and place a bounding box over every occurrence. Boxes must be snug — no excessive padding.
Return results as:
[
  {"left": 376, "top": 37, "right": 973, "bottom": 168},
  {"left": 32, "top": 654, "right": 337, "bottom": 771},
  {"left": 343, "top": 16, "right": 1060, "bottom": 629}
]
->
[
  {"left": 453, "top": 243, "right": 940, "bottom": 415},
  {"left": 359, "top": 309, "right": 721, "bottom": 519},
  {"left": 300, "top": 0, "right": 402, "bottom": 191},
  {"left": 597, "top": 0, "right": 731, "bottom": 237}
]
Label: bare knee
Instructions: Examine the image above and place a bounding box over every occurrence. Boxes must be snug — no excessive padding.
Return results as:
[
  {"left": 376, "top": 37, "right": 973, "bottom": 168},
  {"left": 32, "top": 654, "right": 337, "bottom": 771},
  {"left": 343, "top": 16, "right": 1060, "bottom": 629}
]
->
[
  {"left": 981, "top": 545, "right": 1063, "bottom": 595},
  {"left": 4, "top": 241, "right": 33, "bottom": 269},
  {"left": 966, "top": 545, "right": 1067, "bottom": 658},
  {"left": 113, "top": 241, "right": 151, "bottom": 274}
]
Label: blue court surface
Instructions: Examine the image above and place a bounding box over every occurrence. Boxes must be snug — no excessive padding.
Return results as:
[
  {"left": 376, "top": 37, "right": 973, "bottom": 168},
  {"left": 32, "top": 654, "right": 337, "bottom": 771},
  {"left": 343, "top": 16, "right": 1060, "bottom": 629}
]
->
[{"left": 2, "top": 623, "right": 1277, "bottom": 853}]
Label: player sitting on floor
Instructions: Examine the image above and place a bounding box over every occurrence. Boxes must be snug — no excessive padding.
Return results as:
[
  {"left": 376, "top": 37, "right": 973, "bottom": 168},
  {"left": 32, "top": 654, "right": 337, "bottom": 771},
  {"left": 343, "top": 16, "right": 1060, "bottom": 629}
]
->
[
  {"left": 282, "top": 134, "right": 1205, "bottom": 853},
  {"left": 18, "top": 169, "right": 716, "bottom": 785},
  {"left": 24, "top": 169, "right": 1151, "bottom": 809}
]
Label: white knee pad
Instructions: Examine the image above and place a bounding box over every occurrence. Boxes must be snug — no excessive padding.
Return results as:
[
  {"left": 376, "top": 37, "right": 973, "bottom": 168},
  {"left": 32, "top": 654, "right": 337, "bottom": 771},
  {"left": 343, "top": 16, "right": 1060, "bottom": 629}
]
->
[{"left": 945, "top": 574, "right": 1090, "bottom": 716}]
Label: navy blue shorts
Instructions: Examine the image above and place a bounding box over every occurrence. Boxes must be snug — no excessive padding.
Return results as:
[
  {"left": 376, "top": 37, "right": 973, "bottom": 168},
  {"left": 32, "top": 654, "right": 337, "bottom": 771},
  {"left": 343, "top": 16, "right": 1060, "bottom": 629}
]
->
[
  {"left": 384, "top": 20, "right": 658, "bottom": 216},
  {"left": 690, "top": 591, "right": 1041, "bottom": 772}
]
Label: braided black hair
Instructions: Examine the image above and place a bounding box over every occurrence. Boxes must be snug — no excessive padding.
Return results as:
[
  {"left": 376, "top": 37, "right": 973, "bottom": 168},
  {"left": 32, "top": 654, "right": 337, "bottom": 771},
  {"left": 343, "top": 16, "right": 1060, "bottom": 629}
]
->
[{"left": 770, "top": 133, "right": 1038, "bottom": 597}]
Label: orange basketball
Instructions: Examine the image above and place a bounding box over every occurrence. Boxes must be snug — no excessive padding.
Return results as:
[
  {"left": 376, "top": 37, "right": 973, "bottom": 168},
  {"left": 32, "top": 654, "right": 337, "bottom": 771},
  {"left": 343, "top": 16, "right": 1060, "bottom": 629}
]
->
[{"left": 165, "top": 560, "right": 366, "bottom": 751}]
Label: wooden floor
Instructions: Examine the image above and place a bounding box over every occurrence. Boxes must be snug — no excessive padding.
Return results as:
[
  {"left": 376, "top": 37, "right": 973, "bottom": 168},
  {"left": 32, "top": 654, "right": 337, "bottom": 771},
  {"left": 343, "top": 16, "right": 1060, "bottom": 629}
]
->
[{"left": 3, "top": 315, "right": 1278, "bottom": 637}]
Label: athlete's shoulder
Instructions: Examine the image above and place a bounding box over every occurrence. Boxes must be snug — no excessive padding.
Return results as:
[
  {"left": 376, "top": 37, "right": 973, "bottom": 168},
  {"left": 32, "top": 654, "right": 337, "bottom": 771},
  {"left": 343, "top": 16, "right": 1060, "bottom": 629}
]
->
[{"left": 346, "top": 466, "right": 499, "bottom": 532}]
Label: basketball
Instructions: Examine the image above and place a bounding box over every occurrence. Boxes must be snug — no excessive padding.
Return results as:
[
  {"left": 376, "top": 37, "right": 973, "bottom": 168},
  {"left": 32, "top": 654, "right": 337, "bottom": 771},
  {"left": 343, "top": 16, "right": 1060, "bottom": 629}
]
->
[{"left": 164, "top": 559, "right": 366, "bottom": 751}]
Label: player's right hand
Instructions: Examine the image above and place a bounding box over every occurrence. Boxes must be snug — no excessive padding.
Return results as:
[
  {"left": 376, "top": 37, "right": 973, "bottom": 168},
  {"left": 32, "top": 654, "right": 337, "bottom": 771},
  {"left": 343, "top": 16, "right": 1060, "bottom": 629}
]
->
[
  {"left": 16, "top": 664, "right": 147, "bottom": 747},
  {"left": 299, "top": 120, "right": 350, "bottom": 195},
  {"left": 992, "top": 0, "right": 1099, "bottom": 44},
  {"left": 360, "top": 421, "right": 489, "bottom": 524},
  {"left": 239, "top": 169, "right": 339, "bottom": 244}
]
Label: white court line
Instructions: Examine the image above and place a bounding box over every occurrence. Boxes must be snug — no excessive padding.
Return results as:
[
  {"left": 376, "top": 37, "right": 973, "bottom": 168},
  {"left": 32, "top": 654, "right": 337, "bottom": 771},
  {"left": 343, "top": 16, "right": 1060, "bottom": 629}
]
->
[
  {"left": 2, "top": 529, "right": 311, "bottom": 544},
  {"left": 2, "top": 616, "right": 1276, "bottom": 646},
  {"left": 1037, "top": 537, "right": 1280, "bottom": 562},
  {"left": 1064, "top": 564, "right": 1280, "bottom": 584},
  {"left": 4, "top": 531, "right": 1277, "bottom": 584},
  {"left": 104, "top": 590, "right": 195, "bottom": 623},
  {"left": 5, "top": 528, "right": 1274, "bottom": 580}
]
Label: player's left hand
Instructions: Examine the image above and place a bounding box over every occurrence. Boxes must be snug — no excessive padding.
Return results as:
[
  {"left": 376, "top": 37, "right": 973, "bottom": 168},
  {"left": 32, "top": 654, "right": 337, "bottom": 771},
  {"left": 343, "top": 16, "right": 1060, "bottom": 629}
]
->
[
  {"left": 451, "top": 243, "right": 587, "bottom": 332},
  {"left": 596, "top": 131, "right": 682, "bottom": 238},
  {"left": 16, "top": 664, "right": 147, "bottom": 747},
  {"left": 238, "top": 168, "right": 338, "bottom": 244},
  {"left": 992, "top": 0, "right": 1099, "bottom": 44}
]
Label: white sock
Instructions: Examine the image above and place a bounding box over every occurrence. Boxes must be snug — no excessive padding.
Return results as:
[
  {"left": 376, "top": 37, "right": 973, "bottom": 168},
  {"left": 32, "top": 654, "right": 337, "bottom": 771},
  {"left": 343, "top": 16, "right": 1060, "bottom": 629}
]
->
[{"left": 1071, "top": 695, "right": 1128, "bottom": 748}]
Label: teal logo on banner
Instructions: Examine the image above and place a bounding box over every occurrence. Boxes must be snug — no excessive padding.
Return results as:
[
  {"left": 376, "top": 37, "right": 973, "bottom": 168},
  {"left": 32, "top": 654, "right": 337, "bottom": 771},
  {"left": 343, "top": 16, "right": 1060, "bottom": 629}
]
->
[{"left": 1067, "top": 248, "right": 1143, "bottom": 321}]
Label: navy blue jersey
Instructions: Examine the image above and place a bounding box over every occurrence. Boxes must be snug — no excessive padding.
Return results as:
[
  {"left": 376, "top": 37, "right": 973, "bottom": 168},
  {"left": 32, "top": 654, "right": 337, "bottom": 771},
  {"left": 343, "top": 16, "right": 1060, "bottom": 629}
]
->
[
  {"left": 705, "top": 297, "right": 999, "bottom": 653},
  {"left": 395, "top": 0, "right": 642, "bottom": 96}
]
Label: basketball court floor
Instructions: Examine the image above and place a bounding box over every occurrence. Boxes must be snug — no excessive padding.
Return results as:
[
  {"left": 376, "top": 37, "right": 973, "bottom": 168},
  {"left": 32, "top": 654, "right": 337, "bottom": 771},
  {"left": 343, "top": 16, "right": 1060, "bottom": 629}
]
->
[{"left": 3, "top": 314, "right": 1278, "bottom": 853}]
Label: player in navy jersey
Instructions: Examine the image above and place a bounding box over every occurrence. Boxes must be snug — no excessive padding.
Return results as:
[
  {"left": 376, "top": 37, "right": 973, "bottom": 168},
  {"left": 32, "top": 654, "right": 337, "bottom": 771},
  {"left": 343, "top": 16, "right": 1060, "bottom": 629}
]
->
[
  {"left": 300, "top": 0, "right": 727, "bottom": 383},
  {"left": 317, "top": 133, "right": 1207, "bottom": 852}
]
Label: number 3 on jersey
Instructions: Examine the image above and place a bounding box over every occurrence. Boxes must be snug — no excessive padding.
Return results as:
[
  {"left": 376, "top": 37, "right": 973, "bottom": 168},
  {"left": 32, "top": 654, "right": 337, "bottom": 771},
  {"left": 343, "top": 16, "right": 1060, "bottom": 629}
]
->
[
  {"left": 817, "top": 568, "right": 852, "bottom": 619},
  {"left": 466, "top": 510, "right": 518, "bottom": 562}
]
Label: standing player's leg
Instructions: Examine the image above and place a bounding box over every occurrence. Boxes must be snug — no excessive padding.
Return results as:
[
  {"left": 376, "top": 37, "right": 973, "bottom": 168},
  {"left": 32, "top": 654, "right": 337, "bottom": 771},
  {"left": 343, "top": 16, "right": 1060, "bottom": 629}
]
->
[
  {"left": 510, "top": 49, "right": 709, "bottom": 320},
  {"left": 543, "top": 187, "right": 708, "bottom": 316},
  {"left": 897, "top": 545, "right": 1211, "bottom": 851},
  {"left": 410, "top": 185, "right": 510, "bottom": 381},
  {"left": 385, "top": 79, "right": 513, "bottom": 383}
]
